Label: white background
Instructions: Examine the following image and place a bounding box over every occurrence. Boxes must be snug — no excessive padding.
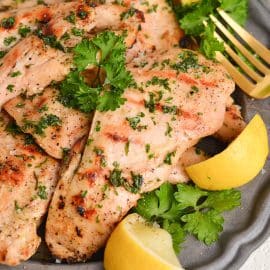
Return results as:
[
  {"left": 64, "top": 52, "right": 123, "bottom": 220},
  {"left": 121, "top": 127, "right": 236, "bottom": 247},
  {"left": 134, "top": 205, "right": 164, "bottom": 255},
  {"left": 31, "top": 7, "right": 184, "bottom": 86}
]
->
[{"left": 240, "top": 236, "right": 270, "bottom": 270}]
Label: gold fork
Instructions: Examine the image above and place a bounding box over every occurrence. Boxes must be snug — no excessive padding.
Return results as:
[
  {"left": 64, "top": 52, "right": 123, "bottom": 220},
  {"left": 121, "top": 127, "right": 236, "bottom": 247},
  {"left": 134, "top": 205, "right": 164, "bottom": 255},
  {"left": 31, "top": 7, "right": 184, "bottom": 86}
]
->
[{"left": 210, "top": 8, "right": 270, "bottom": 99}]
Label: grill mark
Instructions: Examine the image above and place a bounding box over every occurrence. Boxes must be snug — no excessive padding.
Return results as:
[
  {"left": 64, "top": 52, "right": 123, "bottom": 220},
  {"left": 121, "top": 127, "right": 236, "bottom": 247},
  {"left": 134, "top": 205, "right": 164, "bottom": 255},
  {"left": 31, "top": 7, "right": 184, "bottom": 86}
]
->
[
  {"left": 199, "top": 78, "right": 216, "bottom": 87},
  {"left": 135, "top": 9, "right": 145, "bottom": 23},
  {"left": 105, "top": 132, "right": 129, "bottom": 143},
  {"left": 84, "top": 209, "right": 96, "bottom": 219},
  {"left": 38, "top": 11, "right": 52, "bottom": 24},
  {"left": 81, "top": 168, "right": 102, "bottom": 186},
  {"left": 180, "top": 110, "right": 200, "bottom": 121},
  {"left": 75, "top": 226, "right": 83, "bottom": 237},
  {"left": 138, "top": 70, "right": 216, "bottom": 87},
  {"left": 58, "top": 195, "right": 65, "bottom": 209},
  {"left": 0, "top": 159, "right": 24, "bottom": 186}
]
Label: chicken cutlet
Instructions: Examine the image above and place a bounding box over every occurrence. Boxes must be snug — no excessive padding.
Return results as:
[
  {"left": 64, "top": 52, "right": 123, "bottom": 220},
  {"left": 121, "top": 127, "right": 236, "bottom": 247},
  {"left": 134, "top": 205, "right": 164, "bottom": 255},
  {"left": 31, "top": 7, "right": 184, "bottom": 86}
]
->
[
  {"left": 4, "top": 87, "right": 91, "bottom": 159},
  {"left": 0, "top": 111, "right": 59, "bottom": 266},
  {"left": 46, "top": 48, "right": 235, "bottom": 261},
  {"left": 0, "top": 2, "right": 143, "bottom": 108}
]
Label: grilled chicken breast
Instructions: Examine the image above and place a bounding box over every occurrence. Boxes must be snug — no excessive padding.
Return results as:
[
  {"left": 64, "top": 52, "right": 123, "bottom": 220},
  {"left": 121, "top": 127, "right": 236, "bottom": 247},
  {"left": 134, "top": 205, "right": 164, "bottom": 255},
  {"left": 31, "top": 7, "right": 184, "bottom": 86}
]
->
[
  {"left": 46, "top": 48, "right": 235, "bottom": 261},
  {"left": 0, "top": 0, "right": 240, "bottom": 266},
  {"left": 0, "top": 0, "right": 64, "bottom": 11},
  {"left": 0, "top": 111, "right": 59, "bottom": 266},
  {"left": 0, "top": 35, "right": 71, "bottom": 108},
  {"left": 0, "top": 2, "right": 142, "bottom": 108},
  {"left": 4, "top": 87, "right": 91, "bottom": 159}
]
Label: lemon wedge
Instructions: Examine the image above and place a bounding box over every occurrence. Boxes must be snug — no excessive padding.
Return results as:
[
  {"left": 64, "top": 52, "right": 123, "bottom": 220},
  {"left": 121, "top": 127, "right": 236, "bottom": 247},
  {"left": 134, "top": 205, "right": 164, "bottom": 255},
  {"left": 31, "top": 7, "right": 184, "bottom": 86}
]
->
[
  {"left": 104, "top": 213, "right": 184, "bottom": 270},
  {"left": 186, "top": 114, "right": 269, "bottom": 190}
]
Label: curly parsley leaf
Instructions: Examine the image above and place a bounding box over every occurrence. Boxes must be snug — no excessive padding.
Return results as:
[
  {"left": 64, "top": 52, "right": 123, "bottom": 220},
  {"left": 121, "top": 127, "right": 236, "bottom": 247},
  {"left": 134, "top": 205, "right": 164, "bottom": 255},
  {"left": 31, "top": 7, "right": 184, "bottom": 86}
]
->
[
  {"left": 96, "top": 90, "right": 126, "bottom": 112},
  {"left": 134, "top": 182, "right": 241, "bottom": 252},
  {"left": 60, "top": 31, "right": 133, "bottom": 112},
  {"left": 74, "top": 39, "right": 98, "bottom": 70}
]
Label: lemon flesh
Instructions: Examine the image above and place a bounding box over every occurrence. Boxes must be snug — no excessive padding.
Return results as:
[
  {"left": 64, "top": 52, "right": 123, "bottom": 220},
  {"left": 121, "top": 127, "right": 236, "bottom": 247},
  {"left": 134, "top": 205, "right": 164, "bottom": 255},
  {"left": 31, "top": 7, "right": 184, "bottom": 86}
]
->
[
  {"left": 104, "top": 213, "right": 184, "bottom": 270},
  {"left": 186, "top": 114, "right": 269, "bottom": 190},
  {"left": 181, "top": 0, "right": 200, "bottom": 5}
]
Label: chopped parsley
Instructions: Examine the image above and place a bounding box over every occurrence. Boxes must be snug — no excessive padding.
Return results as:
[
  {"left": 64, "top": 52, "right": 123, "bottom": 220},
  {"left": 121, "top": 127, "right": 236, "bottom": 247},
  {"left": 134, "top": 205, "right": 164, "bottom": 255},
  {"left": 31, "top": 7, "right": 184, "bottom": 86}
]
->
[
  {"left": 146, "top": 76, "right": 171, "bottom": 91},
  {"left": 109, "top": 164, "right": 143, "bottom": 194},
  {"left": 37, "top": 184, "right": 48, "bottom": 200},
  {"left": 1, "top": 17, "right": 15, "bottom": 29},
  {"left": 62, "top": 147, "right": 70, "bottom": 164},
  {"left": 126, "top": 112, "right": 147, "bottom": 131},
  {"left": 4, "top": 36, "right": 17, "bottom": 46},
  {"left": 5, "top": 121, "right": 22, "bottom": 136},
  {"left": 164, "top": 151, "right": 176, "bottom": 165},
  {"left": 38, "top": 104, "right": 49, "bottom": 113},
  {"left": 165, "top": 122, "right": 173, "bottom": 137},
  {"left": 190, "top": 85, "right": 199, "bottom": 95},
  {"left": 34, "top": 28, "right": 64, "bottom": 51},
  {"left": 7, "top": 84, "right": 14, "bottom": 92},
  {"left": 10, "top": 71, "right": 21, "bottom": 77},
  {"left": 146, "top": 4, "right": 158, "bottom": 13},
  {"left": 0, "top": 50, "right": 7, "bottom": 59},
  {"left": 144, "top": 92, "right": 156, "bottom": 113},
  {"left": 64, "top": 11, "right": 76, "bottom": 24},
  {"left": 95, "top": 121, "right": 101, "bottom": 132},
  {"left": 171, "top": 50, "right": 199, "bottom": 73},
  {"left": 18, "top": 24, "right": 31, "bottom": 37},
  {"left": 14, "top": 200, "right": 23, "bottom": 212},
  {"left": 77, "top": 9, "right": 88, "bottom": 20},
  {"left": 22, "top": 114, "right": 62, "bottom": 136},
  {"left": 81, "top": 190, "right": 88, "bottom": 198},
  {"left": 162, "top": 105, "right": 178, "bottom": 115},
  {"left": 125, "top": 140, "right": 130, "bottom": 155},
  {"left": 120, "top": 7, "right": 137, "bottom": 20},
  {"left": 71, "top": 27, "right": 85, "bottom": 37}
]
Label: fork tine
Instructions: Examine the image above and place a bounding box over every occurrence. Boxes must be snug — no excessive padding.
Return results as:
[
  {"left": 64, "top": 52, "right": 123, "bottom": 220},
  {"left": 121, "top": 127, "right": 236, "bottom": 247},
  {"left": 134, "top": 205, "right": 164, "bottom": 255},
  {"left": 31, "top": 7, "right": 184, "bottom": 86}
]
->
[
  {"left": 215, "top": 51, "right": 255, "bottom": 95},
  {"left": 210, "top": 14, "right": 270, "bottom": 75},
  {"left": 217, "top": 8, "right": 270, "bottom": 65},
  {"left": 213, "top": 31, "right": 263, "bottom": 82}
]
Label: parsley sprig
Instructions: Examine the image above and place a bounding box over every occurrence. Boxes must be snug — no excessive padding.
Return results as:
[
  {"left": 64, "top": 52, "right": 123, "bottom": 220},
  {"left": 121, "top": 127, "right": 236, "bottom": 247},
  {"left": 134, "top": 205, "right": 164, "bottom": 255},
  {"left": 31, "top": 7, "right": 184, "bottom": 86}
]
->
[
  {"left": 134, "top": 182, "right": 241, "bottom": 252},
  {"left": 59, "top": 31, "right": 133, "bottom": 112},
  {"left": 169, "top": 0, "right": 248, "bottom": 59}
]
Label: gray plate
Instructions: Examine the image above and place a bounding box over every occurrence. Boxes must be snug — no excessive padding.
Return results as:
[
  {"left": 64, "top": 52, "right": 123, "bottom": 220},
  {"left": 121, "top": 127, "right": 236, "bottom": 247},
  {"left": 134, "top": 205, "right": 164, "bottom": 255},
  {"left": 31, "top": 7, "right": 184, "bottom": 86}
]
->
[{"left": 1, "top": 0, "right": 270, "bottom": 269}]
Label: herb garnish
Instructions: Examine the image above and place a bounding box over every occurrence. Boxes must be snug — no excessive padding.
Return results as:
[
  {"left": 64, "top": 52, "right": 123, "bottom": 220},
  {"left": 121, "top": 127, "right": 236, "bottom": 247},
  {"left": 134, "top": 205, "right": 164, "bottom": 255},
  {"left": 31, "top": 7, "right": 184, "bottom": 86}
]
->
[
  {"left": 4, "top": 36, "right": 17, "bottom": 46},
  {"left": 34, "top": 28, "right": 64, "bottom": 51},
  {"left": 164, "top": 151, "right": 176, "bottom": 165},
  {"left": 22, "top": 114, "right": 62, "bottom": 136},
  {"left": 18, "top": 24, "right": 31, "bottom": 37},
  {"left": 1, "top": 17, "right": 15, "bottom": 29},
  {"left": 109, "top": 163, "right": 143, "bottom": 194},
  {"left": 37, "top": 184, "right": 48, "bottom": 200},
  {"left": 0, "top": 50, "right": 7, "bottom": 59},
  {"left": 59, "top": 31, "right": 133, "bottom": 112},
  {"left": 135, "top": 182, "right": 241, "bottom": 252},
  {"left": 126, "top": 112, "right": 147, "bottom": 131},
  {"left": 169, "top": 0, "right": 248, "bottom": 59}
]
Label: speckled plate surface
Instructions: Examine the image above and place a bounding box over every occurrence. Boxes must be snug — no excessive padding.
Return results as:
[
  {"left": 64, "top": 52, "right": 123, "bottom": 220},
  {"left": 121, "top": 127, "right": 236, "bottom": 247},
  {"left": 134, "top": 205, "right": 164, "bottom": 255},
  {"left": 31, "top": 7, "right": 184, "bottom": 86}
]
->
[{"left": 1, "top": 0, "right": 270, "bottom": 269}]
